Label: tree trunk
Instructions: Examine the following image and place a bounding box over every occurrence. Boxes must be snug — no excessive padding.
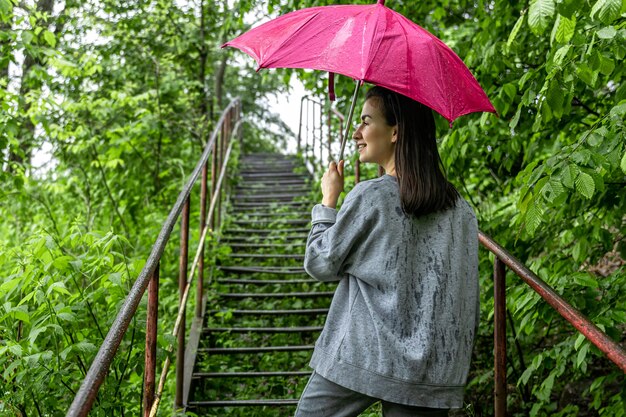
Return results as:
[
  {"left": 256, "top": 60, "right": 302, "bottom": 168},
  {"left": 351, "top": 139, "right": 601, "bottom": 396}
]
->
[
  {"left": 214, "top": 0, "right": 229, "bottom": 112},
  {"left": 0, "top": 19, "right": 10, "bottom": 81},
  {"left": 214, "top": 54, "right": 227, "bottom": 113},
  {"left": 7, "top": 0, "right": 55, "bottom": 170}
]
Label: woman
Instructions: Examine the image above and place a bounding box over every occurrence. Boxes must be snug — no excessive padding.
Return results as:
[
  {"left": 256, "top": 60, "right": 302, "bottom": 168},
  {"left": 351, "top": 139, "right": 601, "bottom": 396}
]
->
[{"left": 296, "top": 86, "right": 479, "bottom": 417}]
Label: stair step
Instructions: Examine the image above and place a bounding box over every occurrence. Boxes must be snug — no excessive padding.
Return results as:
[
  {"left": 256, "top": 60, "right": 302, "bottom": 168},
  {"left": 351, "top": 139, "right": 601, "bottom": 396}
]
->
[
  {"left": 231, "top": 219, "right": 310, "bottom": 226},
  {"left": 236, "top": 185, "right": 309, "bottom": 191},
  {"left": 232, "top": 211, "right": 310, "bottom": 218},
  {"left": 190, "top": 153, "right": 320, "bottom": 409},
  {"left": 242, "top": 171, "right": 307, "bottom": 177},
  {"left": 239, "top": 170, "right": 301, "bottom": 175},
  {"left": 222, "top": 235, "right": 308, "bottom": 242},
  {"left": 200, "top": 345, "right": 314, "bottom": 354},
  {"left": 217, "top": 292, "right": 333, "bottom": 299},
  {"left": 233, "top": 201, "right": 310, "bottom": 205},
  {"left": 229, "top": 253, "right": 304, "bottom": 259},
  {"left": 217, "top": 278, "right": 314, "bottom": 285},
  {"left": 226, "top": 228, "right": 310, "bottom": 234},
  {"left": 207, "top": 308, "right": 329, "bottom": 316},
  {"left": 226, "top": 242, "right": 306, "bottom": 249},
  {"left": 232, "top": 205, "right": 310, "bottom": 211},
  {"left": 238, "top": 179, "right": 309, "bottom": 186},
  {"left": 204, "top": 326, "right": 323, "bottom": 334},
  {"left": 218, "top": 266, "right": 306, "bottom": 274},
  {"left": 240, "top": 162, "right": 299, "bottom": 167},
  {"left": 188, "top": 399, "right": 299, "bottom": 407},
  {"left": 193, "top": 371, "right": 311, "bottom": 379},
  {"left": 234, "top": 194, "right": 307, "bottom": 201}
]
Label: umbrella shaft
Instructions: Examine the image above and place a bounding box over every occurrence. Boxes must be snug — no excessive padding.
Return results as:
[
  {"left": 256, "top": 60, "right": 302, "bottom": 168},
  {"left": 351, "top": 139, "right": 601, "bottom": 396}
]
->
[{"left": 339, "top": 80, "right": 361, "bottom": 161}]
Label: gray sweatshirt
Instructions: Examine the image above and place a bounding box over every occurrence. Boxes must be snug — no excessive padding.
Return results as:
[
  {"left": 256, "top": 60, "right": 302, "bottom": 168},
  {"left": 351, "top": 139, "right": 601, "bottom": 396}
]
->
[{"left": 304, "top": 175, "right": 479, "bottom": 408}]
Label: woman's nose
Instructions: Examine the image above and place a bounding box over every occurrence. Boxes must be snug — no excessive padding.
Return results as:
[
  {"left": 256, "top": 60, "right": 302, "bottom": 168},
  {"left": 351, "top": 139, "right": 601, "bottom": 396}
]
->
[{"left": 352, "top": 125, "right": 361, "bottom": 139}]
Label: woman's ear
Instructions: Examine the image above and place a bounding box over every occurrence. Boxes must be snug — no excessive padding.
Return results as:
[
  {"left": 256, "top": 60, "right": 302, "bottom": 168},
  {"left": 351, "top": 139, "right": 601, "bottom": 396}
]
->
[{"left": 391, "top": 126, "right": 398, "bottom": 143}]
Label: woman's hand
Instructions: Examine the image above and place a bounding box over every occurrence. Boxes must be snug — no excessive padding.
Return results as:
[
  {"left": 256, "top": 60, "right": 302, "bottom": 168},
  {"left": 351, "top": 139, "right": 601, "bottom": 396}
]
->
[{"left": 321, "top": 160, "right": 344, "bottom": 209}]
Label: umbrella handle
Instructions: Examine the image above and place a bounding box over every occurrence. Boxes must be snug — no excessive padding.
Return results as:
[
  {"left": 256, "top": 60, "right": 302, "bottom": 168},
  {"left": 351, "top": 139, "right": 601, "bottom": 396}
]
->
[{"left": 338, "top": 80, "right": 362, "bottom": 162}]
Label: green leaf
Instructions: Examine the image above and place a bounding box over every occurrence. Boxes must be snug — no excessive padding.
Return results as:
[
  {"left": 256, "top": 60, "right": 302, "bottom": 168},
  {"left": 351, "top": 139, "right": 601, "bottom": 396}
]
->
[
  {"left": 11, "top": 308, "right": 30, "bottom": 324},
  {"left": 552, "top": 45, "right": 571, "bottom": 68},
  {"left": 610, "top": 102, "right": 626, "bottom": 119},
  {"left": 577, "top": 343, "right": 590, "bottom": 367},
  {"left": 52, "top": 255, "right": 72, "bottom": 270},
  {"left": 0, "top": 277, "right": 21, "bottom": 294},
  {"left": 575, "top": 172, "right": 595, "bottom": 199},
  {"left": 502, "top": 83, "right": 517, "bottom": 101},
  {"left": 43, "top": 30, "right": 56, "bottom": 47},
  {"left": 108, "top": 272, "right": 122, "bottom": 286},
  {"left": 538, "top": 371, "right": 557, "bottom": 401},
  {"left": 28, "top": 325, "right": 48, "bottom": 345},
  {"left": 541, "top": 179, "right": 565, "bottom": 203},
  {"left": 507, "top": 11, "right": 526, "bottom": 48},
  {"left": 574, "top": 333, "right": 585, "bottom": 350},
  {"left": 560, "top": 164, "right": 580, "bottom": 188},
  {"left": 597, "top": 26, "right": 617, "bottom": 39},
  {"left": 74, "top": 341, "right": 97, "bottom": 353},
  {"left": 587, "top": 130, "right": 603, "bottom": 147},
  {"left": 528, "top": 0, "right": 556, "bottom": 35},
  {"left": 598, "top": 54, "right": 614, "bottom": 75},
  {"left": 590, "top": 0, "right": 622, "bottom": 24},
  {"left": 571, "top": 149, "right": 591, "bottom": 164},
  {"left": 510, "top": 104, "right": 522, "bottom": 130},
  {"left": 57, "top": 312, "right": 76, "bottom": 322},
  {"left": 47, "top": 282, "right": 71, "bottom": 296},
  {"left": 572, "top": 272, "right": 599, "bottom": 287},
  {"left": 555, "top": 14, "right": 576, "bottom": 43},
  {"left": 576, "top": 63, "right": 598, "bottom": 87},
  {"left": 525, "top": 200, "right": 544, "bottom": 235},
  {"left": 21, "top": 30, "right": 33, "bottom": 45},
  {"left": 520, "top": 367, "right": 534, "bottom": 385},
  {"left": 0, "top": 0, "right": 12, "bottom": 16},
  {"left": 621, "top": 150, "right": 626, "bottom": 174},
  {"left": 8, "top": 344, "right": 23, "bottom": 357}
]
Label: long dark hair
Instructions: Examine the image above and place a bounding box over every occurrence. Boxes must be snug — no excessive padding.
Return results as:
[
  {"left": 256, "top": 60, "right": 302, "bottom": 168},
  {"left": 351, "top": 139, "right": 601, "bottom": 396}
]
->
[{"left": 365, "top": 86, "right": 459, "bottom": 217}]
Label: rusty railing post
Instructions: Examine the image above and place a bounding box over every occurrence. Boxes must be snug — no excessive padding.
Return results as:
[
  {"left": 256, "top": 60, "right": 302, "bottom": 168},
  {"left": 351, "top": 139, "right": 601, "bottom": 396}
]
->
[
  {"left": 327, "top": 105, "right": 332, "bottom": 163},
  {"left": 297, "top": 97, "right": 305, "bottom": 153},
  {"left": 217, "top": 115, "right": 228, "bottom": 230},
  {"left": 494, "top": 257, "right": 507, "bottom": 417},
  {"left": 213, "top": 122, "right": 223, "bottom": 230},
  {"left": 319, "top": 101, "right": 323, "bottom": 166},
  {"left": 197, "top": 159, "right": 208, "bottom": 318},
  {"left": 307, "top": 101, "right": 317, "bottom": 171},
  {"left": 143, "top": 263, "right": 159, "bottom": 417},
  {"left": 211, "top": 128, "right": 218, "bottom": 232},
  {"left": 175, "top": 198, "right": 190, "bottom": 408}
]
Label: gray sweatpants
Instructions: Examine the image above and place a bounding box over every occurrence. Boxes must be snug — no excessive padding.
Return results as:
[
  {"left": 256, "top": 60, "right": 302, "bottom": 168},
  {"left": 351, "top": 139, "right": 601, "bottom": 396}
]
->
[{"left": 295, "top": 372, "right": 450, "bottom": 417}]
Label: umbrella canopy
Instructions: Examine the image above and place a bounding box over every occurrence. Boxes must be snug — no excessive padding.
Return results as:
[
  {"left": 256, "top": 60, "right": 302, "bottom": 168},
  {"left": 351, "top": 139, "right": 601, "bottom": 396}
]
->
[{"left": 223, "top": 1, "right": 496, "bottom": 125}]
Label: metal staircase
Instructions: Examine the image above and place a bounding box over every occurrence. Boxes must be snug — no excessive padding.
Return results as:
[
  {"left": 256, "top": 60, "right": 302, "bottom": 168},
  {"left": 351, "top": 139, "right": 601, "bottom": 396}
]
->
[{"left": 186, "top": 153, "right": 334, "bottom": 415}]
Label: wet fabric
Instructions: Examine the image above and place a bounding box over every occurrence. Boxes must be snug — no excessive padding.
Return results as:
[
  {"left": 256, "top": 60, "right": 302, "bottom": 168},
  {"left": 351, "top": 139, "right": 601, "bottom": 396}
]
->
[
  {"left": 295, "top": 371, "right": 450, "bottom": 417},
  {"left": 304, "top": 175, "right": 479, "bottom": 408}
]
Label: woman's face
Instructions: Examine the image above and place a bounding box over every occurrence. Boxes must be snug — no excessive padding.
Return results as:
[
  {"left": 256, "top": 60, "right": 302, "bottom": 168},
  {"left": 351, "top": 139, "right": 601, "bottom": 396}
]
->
[{"left": 352, "top": 97, "right": 397, "bottom": 169}]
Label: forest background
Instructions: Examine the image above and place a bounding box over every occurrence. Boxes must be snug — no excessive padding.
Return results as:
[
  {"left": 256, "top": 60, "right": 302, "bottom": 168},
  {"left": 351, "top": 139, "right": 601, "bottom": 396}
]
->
[{"left": 1, "top": 0, "right": 625, "bottom": 416}]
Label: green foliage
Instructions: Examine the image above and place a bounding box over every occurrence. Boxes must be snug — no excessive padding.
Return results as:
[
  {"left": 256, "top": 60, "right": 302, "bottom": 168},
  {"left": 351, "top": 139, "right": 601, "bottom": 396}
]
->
[
  {"left": 1, "top": 0, "right": 625, "bottom": 415},
  {"left": 0, "top": 224, "right": 145, "bottom": 415}
]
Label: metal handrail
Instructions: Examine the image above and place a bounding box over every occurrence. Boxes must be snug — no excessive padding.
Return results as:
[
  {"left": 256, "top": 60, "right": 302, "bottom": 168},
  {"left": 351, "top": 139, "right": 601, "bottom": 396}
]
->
[
  {"left": 297, "top": 96, "right": 354, "bottom": 175},
  {"left": 66, "top": 99, "right": 242, "bottom": 417},
  {"left": 147, "top": 119, "right": 243, "bottom": 417},
  {"left": 478, "top": 230, "right": 626, "bottom": 416},
  {"left": 298, "top": 95, "right": 324, "bottom": 172}
]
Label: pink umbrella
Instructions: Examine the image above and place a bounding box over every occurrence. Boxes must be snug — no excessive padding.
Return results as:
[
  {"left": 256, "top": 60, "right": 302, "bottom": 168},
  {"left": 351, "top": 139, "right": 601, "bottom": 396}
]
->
[{"left": 224, "top": 0, "right": 496, "bottom": 160}]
